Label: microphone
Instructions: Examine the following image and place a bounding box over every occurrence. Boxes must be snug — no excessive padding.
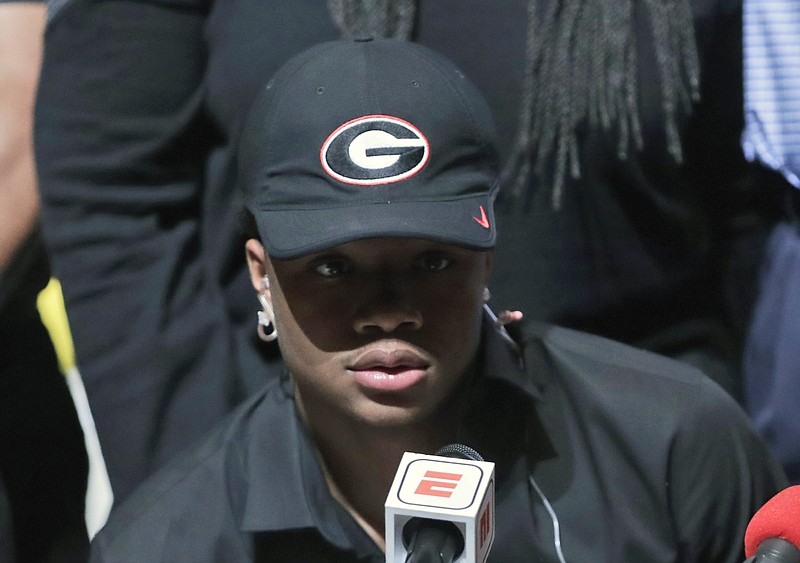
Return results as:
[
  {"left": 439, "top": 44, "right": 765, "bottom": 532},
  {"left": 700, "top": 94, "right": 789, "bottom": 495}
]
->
[
  {"left": 384, "top": 444, "right": 495, "bottom": 563},
  {"left": 744, "top": 485, "right": 800, "bottom": 562}
]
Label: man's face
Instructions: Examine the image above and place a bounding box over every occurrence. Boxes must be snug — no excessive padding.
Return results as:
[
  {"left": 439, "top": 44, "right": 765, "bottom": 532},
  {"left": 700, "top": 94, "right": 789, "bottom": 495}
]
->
[{"left": 246, "top": 237, "right": 492, "bottom": 431}]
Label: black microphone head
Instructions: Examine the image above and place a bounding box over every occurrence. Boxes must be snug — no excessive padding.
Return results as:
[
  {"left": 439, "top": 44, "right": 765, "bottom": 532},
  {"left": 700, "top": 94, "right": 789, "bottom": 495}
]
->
[
  {"left": 402, "top": 517, "right": 465, "bottom": 562},
  {"left": 435, "top": 443, "right": 484, "bottom": 462}
]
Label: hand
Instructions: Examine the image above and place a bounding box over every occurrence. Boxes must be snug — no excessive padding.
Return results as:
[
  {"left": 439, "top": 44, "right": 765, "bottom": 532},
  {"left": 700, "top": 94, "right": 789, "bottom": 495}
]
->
[{"left": 497, "top": 310, "right": 523, "bottom": 326}]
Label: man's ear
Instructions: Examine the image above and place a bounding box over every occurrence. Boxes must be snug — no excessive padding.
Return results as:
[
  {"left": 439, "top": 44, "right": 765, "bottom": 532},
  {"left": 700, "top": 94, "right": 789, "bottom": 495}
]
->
[{"left": 245, "top": 239, "right": 267, "bottom": 293}]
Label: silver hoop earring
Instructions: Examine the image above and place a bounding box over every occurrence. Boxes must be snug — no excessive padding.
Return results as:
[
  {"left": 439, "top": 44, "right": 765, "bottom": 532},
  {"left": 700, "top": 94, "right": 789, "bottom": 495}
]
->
[
  {"left": 257, "top": 276, "right": 277, "bottom": 342},
  {"left": 482, "top": 287, "right": 491, "bottom": 303}
]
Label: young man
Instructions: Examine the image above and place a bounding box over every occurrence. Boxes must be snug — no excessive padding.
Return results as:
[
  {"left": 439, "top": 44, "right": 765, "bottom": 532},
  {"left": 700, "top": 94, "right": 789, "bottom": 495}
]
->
[{"left": 89, "top": 38, "right": 785, "bottom": 562}]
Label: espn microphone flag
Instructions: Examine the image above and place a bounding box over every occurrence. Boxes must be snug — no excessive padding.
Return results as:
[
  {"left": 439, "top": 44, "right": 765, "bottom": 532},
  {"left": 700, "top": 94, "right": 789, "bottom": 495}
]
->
[{"left": 385, "top": 452, "right": 495, "bottom": 563}]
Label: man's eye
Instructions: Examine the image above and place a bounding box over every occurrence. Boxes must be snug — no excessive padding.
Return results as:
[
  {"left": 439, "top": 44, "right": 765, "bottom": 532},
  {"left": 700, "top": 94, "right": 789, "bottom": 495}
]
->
[
  {"left": 414, "top": 254, "right": 451, "bottom": 272},
  {"left": 314, "top": 259, "right": 351, "bottom": 277}
]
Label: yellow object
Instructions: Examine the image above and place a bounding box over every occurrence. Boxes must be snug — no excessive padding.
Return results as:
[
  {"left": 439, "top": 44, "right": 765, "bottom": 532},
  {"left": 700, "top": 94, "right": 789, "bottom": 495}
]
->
[{"left": 36, "top": 277, "right": 76, "bottom": 373}]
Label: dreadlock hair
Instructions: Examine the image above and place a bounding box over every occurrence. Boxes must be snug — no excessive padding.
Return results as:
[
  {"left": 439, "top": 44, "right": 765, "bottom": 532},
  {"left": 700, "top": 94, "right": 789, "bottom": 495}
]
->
[
  {"left": 327, "top": 0, "right": 416, "bottom": 39},
  {"left": 326, "top": 0, "right": 700, "bottom": 209}
]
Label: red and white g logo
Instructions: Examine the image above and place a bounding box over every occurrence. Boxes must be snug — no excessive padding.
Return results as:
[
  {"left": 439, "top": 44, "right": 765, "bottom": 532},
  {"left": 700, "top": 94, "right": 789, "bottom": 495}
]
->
[{"left": 320, "top": 115, "right": 429, "bottom": 186}]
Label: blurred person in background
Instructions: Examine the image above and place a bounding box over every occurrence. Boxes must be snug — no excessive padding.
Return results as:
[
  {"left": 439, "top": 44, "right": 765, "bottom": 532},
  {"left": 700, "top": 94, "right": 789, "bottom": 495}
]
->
[
  {"left": 741, "top": 0, "right": 800, "bottom": 484},
  {"left": 0, "top": 1, "right": 88, "bottom": 561}
]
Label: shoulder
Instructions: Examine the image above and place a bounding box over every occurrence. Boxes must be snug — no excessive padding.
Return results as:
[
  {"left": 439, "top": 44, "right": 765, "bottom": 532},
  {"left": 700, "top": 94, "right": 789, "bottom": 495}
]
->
[
  {"left": 519, "top": 320, "right": 769, "bottom": 454},
  {"left": 523, "top": 320, "right": 716, "bottom": 393},
  {"left": 520, "top": 322, "right": 786, "bottom": 558},
  {"left": 90, "top": 380, "right": 286, "bottom": 562}
]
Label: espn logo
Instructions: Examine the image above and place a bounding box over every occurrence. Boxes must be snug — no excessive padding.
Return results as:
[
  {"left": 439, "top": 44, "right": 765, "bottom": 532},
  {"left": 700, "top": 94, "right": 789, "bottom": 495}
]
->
[
  {"left": 478, "top": 502, "right": 491, "bottom": 548},
  {"left": 414, "top": 471, "right": 463, "bottom": 498},
  {"left": 398, "top": 460, "right": 483, "bottom": 510}
]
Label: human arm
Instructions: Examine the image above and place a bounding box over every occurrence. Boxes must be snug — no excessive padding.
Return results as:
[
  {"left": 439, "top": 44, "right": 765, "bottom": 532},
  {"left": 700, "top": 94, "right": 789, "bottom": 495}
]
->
[
  {"left": 0, "top": 0, "right": 45, "bottom": 274},
  {"left": 34, "top": 0, "right": 225, "bottom": 501}
]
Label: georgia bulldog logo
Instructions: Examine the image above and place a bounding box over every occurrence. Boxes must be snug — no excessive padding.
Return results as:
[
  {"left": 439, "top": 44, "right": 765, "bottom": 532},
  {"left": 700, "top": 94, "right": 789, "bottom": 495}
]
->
[{"left": 320, "top": 115, "right": 429, "bottom": 185}]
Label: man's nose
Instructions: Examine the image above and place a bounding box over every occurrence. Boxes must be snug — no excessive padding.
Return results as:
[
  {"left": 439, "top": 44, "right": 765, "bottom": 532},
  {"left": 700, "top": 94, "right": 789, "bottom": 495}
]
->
[{"left": 353, "top": 278, "right": 423, "bottom": 335}]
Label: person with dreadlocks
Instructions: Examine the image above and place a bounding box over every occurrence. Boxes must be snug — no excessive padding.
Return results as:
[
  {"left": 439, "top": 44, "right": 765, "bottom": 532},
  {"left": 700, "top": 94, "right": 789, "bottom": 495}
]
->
[
  {"left": 487, "top": 0, "right": 781, "bottom": 402},
  {"left": 34, "top": 0, "right": 777, "bottom": 509}
]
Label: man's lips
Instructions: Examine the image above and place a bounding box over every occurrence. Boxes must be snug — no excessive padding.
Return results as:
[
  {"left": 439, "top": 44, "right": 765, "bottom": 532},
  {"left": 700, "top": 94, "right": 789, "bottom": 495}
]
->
[
  {"left": 348, "top": 348, "right": 430, "bottom": 392},
  {"left": 349, "top": 348, "right": 429, "bottom": 371}
]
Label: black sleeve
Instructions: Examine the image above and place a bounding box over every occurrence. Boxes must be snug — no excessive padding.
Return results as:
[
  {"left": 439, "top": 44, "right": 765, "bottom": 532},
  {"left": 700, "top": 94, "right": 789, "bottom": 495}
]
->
[
  {"left": 33, "top": 0, "right": 236, "bottom": 501},
  {"left": 667, "top": 380, "right": 787, "bottom": 563}
]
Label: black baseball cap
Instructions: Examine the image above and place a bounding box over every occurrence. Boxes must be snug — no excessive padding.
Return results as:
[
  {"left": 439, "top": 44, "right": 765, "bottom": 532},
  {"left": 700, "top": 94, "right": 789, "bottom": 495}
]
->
[{"left": 239, "top": 38, "right": 500, "bottom": 259}]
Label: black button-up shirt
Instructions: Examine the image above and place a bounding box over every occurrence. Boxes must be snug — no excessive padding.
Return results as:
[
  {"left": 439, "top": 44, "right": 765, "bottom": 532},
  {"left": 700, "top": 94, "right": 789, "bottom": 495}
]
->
[{"left": 90, "top": 313, "right": 786, "bottom": 562}]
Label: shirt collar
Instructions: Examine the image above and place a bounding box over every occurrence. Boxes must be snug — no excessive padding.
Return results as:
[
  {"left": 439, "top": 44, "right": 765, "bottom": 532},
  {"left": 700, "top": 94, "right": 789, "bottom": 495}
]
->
[
  {"left": 240, "top": 375, "right": 347, "bottom": 532},
  {"left": 480, "top": 304, "right": 542, "bottom": 401}
]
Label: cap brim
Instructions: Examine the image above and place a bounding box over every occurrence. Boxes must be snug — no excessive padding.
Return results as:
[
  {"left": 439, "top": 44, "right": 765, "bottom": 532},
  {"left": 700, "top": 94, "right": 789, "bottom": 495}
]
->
[{"left": 250, "top": 194, "right": 496, "bottom": 259}]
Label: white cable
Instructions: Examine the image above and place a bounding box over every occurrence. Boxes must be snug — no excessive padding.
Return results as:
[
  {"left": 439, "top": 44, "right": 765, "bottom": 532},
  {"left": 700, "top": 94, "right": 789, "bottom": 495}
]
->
[{"left": 528, "top": 475, "right": 567, "bottom": 563}]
